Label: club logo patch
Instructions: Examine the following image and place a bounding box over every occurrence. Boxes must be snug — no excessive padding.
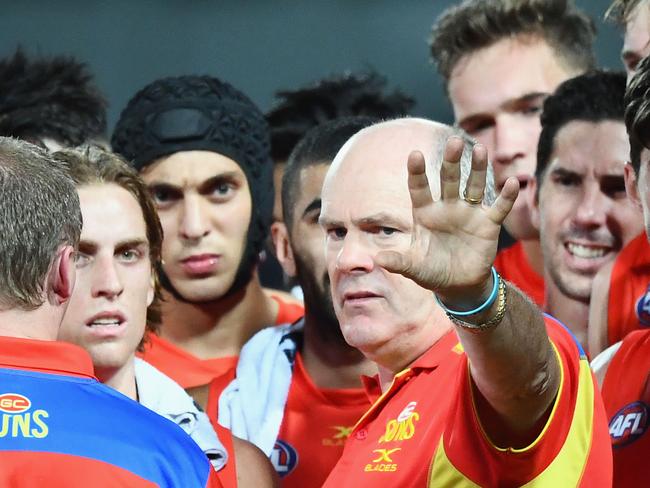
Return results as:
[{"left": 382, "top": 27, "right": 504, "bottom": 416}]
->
[
  {"left": 271, "top": 439, "right": 298, "bottom": 478},
  {"left": 635, "top": 285, "right": 650, "bottom": 326},
  {"left": 609, "top": 401, "right": 649, "bottom": 447}
]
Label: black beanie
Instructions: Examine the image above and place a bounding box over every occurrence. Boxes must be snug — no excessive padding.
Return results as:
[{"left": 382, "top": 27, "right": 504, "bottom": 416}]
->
[{"left": 111, "top": 75, "right": 273, "bottom": 297}]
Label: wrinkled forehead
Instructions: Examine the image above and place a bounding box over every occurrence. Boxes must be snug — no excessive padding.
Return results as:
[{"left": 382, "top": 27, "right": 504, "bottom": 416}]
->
[
  {"left": 320, "top": 119, "right": 456, "bottom": 227},
  {"left": 322, "top": 119, "right": 450, "bottom": 202}
]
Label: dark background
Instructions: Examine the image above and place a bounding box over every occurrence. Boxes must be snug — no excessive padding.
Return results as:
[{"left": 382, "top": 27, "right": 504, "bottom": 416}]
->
[{"left": 0, "top": 0, "right": 623, "bottom": 129}]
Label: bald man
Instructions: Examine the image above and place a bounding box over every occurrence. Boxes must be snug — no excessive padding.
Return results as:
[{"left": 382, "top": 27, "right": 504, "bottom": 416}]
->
[{"left": 319, "top": 118, "right": 611, "bottom": 487}]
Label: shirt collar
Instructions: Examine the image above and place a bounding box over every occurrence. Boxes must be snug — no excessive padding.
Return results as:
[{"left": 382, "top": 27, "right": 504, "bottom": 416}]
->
[
  {"left": 361, "top": 330, "right": 461, "bottom": 397},
  {"left": 0, "top": 336, "right": 95, "bottom": 378}
]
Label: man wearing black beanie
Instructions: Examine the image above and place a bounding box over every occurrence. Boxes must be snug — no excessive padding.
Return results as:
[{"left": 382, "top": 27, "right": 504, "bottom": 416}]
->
[{"left": 112, "top": 75, "right": 303, "bottom": 399}]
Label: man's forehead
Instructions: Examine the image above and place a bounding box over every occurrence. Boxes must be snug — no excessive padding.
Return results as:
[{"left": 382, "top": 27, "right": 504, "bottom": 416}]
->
[
  {"left": 327, "top": 118, "right": 447, "bottom": 176},
  {"left": 321, "top": 118, "right": 449, "bottom": 218}
]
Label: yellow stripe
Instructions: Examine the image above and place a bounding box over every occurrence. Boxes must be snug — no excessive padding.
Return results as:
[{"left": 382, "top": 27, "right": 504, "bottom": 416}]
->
[
  {"left": 428, "top": 355, "right": 594, "bottom": 486},
  {"left": 520, "top": 359, "right": 593, "bottom": 486},
  {"left": 428, "top": 437, "right": 480, "bottom": 487}
]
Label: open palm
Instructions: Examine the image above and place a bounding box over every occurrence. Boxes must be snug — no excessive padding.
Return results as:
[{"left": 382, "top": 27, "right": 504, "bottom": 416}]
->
[{"left": 375, "top": 136, "right": 519, "bottom": 294}]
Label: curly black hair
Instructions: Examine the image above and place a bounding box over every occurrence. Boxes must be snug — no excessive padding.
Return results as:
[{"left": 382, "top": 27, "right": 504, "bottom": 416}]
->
[
  {"left": 0, "top": 49, "right": 107, "bottom": 147},
  {"left": 266, "top": 71, "right": 414, "bottom": 163}
]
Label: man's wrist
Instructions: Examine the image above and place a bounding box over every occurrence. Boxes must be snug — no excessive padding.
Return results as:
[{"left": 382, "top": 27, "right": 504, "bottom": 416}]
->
[{"left": 435, "top": 267, "right": 496, "bottom": 314}]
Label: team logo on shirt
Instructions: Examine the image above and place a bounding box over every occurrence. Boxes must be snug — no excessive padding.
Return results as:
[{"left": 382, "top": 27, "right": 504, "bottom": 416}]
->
[
  {"left": 271, "top": 439, "right": 298, "bottom": 478},
  {"left": 322, "top": 425, "right": 354, "bottom": 446},
  {"left": 0, "top": 393, "right": 49, "bottom": 439},
  {"left": 609, "top": 401, "right": 649, "bottom": 447},
  {"left": 635, "top": 285, "right": 650, "bottom": 326},
  {"left": 379, "top": 401, "right": 419, "bottom": 443}
]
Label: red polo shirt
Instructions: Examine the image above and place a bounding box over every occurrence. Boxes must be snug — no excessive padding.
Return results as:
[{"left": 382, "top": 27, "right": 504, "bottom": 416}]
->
[{"left": 323, "top": 317, "right": 611, "bottom": 487}]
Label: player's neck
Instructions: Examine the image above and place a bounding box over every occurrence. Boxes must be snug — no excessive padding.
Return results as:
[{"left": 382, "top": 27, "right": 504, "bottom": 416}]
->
[
  {"left": 158, "top": 278, "right": 277, "bottom": 360},
  {"left": 0, "top": 305, "right": 61, "bottom": 341},
  {"left": 520, "top": 238, "right": 544, "bottom": 276},
  {"left": 301, "top": 314, "right": 376, "bottom": 390},
  {"left": 544, "top": 279, "right": 589, "bottom": 350},
  {"left": 97, "top": 357, "right": 137, "bottom": 400}
]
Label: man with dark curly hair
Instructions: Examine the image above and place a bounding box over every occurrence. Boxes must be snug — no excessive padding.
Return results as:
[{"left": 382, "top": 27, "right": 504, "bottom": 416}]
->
[
  {"left": 0, "top": 49, "right": 107, "bottom": 149},
  {"left": 261, "top": 72, "right": 414, "bottom": 291}
]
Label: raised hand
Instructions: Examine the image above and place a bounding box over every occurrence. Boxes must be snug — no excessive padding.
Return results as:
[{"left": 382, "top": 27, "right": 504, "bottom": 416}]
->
[{"left": 374, "top": 136, "right": 518, "bottom": 304}]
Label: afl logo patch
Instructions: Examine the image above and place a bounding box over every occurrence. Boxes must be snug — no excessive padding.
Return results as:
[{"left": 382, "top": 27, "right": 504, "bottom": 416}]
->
[
  {"left": 609, "top": 401, "right": 649, "bottom": 447},
  {"left": 271, "top": 440, "right": 298, "bottom": 478},
  {"left": 635, "top": 285, "right": 650, "bottom": 326}
]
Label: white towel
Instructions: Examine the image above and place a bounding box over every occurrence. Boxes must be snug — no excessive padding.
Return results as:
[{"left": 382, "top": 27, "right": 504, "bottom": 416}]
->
[
  {"left": 134, "top": 357, "right": 228, "bottom": 471},
  {"left": 218, "top": 320, "right": 303, "bottom": 456}
]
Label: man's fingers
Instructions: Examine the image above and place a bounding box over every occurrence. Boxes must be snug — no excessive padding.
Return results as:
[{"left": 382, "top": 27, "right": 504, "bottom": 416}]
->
[
  {"left": 463, "top": 144, "right": 487, "bottom": 204},
  {"left": 440, "top": 136, "right": 463, "bottom": 201},
  {"left": 407, "top": 150, "right": 434, "bottom": 209},
  {"left": 487, "top": 177, "right": 519, "bottom": 224},
  {"left": 375, "top": 250, "right": 412, "bottom": 277}
]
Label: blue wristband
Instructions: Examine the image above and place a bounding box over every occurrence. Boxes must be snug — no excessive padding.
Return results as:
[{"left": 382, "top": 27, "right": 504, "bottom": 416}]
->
[{"left": 435, "top": 267, "right": 499, "bottom": 317}]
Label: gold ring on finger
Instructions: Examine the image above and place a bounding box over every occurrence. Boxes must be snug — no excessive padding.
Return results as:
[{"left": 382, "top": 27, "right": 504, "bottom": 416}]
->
[{"left": 463, "top": 188, "right": 483, "bottom": 205}]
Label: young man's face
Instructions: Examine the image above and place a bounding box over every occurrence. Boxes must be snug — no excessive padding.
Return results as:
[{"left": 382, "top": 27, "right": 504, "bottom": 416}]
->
[
  {"left": 59, "top": 184, "right": 153, "bottom": 374},
  {"left": 532, "top": 120, "right": 642, "bottom": 302},
  {"left": 140, "top": 150, "right": 252, "bottom": 302},
  {"left": 623, "top": 1, "right": 650, "bottom": 82},
  {"left": 448, "top": 37, "right": 578, "bottom": 241}
]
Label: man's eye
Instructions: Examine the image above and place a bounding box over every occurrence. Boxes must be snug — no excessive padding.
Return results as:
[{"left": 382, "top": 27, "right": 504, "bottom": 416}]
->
[
  {"left": 150, "top": 187, "right": 175, "bottom": 204},
  {"left": 522, "top": 105, "right": 542, "bottom": 116},
  {"left": 380, "top": 227, "right": 397, "bottom": 236},
  {"left": 74, "top": 252, "right": 90, "bottom": 267},
  {"left": 120, "top": 250, "right": 141, "bottom": 262},
  {"left": 327, "top": 228, "right": 346, "bottom": 240},
  {"left": 213, "top": 182, "right": 234, "bottom": 197}
]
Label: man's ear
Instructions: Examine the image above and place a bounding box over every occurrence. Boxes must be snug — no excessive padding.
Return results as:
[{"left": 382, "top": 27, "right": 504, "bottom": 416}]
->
[
  {"left": 47, "top": 245, "right": 76, "bottom": 305},
  {"left": 625, "top": 162, "right": 643, "bottom": 212},
  {"left": 271, "top": 221, "right": 296, "bottom": 278},
  {"left": 527, "top": 176, "right": 541, "bottom": 232}
]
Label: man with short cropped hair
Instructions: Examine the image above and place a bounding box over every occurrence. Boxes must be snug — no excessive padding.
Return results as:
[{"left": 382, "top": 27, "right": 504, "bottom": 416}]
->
[
  {"left": 430, "top": 0, "right": 596, "bottom": 306},
  {"left": 607, "top": 0, "right": 650, "bottom": 81},
  {"left": 215, "top": 117, "right": 377, "bottom": 486},
  {"left": 527, "top": 70, "right": 642, "bottom": 350},
  {"left": 0, "top": 137, "right": 220, "bottom": 487}
]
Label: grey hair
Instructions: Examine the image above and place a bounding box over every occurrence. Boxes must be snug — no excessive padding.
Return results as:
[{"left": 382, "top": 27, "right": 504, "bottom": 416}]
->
[
  {"left": 0, "top": 137, "right": 81, "bottom": 310},
  {"left": 430, "top": 126, "right": 497, "bottom": 205}
]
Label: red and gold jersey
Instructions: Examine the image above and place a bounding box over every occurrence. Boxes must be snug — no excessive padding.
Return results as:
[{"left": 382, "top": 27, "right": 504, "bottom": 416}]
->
[
  {"left": 601, "top": 329, "right": 650, "bottom": 487},
  {"left": 607, "top": 233, "right": 650, "bottom": 346},
  {"left": 139, "top": 297, "right": 304, "bottom": 389},
  {"left": 494, "top": 241, "right": 545, "bottom": 307},
  {"left": 270, "top": 352, "right": 371, "bottom": 487},
  {"left": 323, "top": 318, "right": 611, "bottom": 487}
]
